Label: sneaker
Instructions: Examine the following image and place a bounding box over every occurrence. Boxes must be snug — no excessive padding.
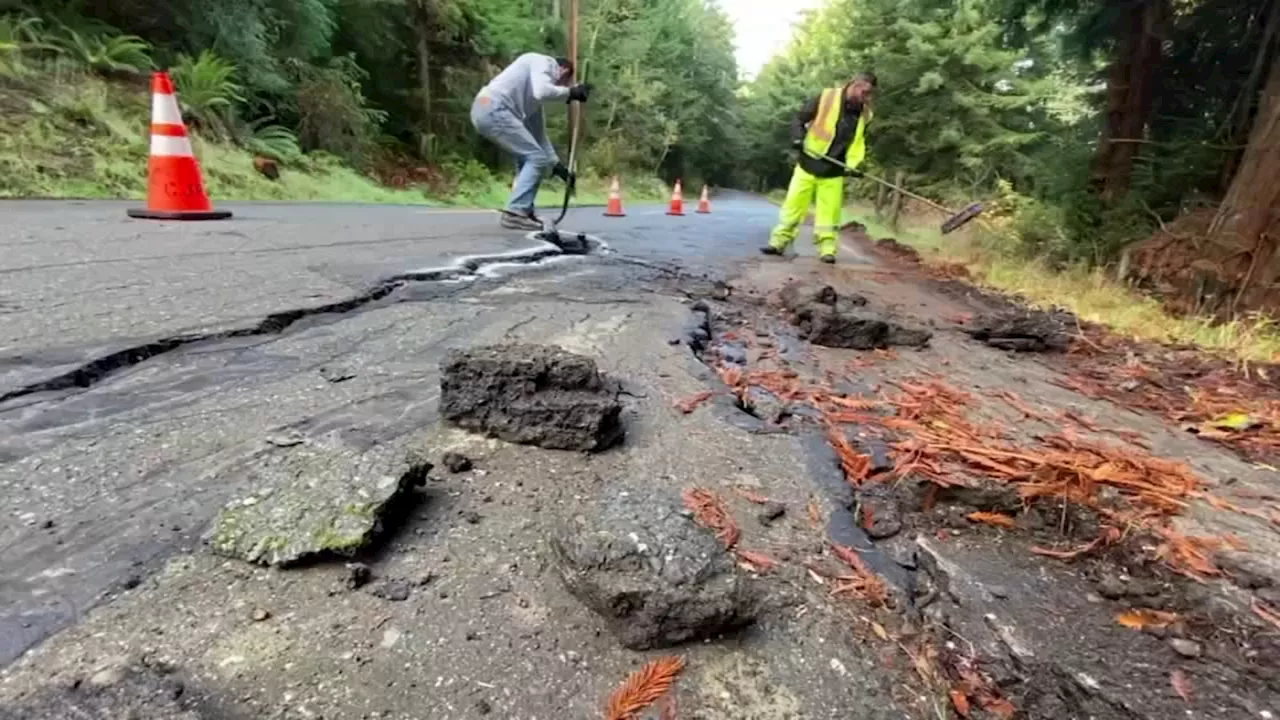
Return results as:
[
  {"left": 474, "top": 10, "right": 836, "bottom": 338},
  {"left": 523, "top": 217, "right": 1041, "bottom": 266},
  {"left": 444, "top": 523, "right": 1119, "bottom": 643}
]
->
[
  {"left": 760, "top": 246, "right": 783, "bottom": 256},
  {"left": 820, "top": 255, "right": 836, "bottom": 264},
  {"left": 500, "top": 209, "right": 543, "bottom": 231}
]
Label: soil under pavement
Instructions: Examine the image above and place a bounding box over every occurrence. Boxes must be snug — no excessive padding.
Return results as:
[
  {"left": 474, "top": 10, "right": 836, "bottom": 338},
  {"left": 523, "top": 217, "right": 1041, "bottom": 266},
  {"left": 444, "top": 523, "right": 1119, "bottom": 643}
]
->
[{"left": 2, "top": 229, "right": 1279, "bottom": 719}]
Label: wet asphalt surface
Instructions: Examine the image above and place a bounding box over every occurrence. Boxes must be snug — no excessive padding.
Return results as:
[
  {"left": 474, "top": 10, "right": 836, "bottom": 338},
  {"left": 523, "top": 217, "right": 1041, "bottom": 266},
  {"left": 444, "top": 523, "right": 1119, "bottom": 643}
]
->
[{"left": 0, "top": 194, "right": 782, "bottom": 666}]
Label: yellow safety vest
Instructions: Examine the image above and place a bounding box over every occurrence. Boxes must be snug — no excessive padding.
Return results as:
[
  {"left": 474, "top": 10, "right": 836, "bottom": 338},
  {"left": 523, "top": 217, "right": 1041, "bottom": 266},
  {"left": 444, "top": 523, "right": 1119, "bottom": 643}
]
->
[{"left": 803, "top": 87, "right": 872, "bottom": 169}]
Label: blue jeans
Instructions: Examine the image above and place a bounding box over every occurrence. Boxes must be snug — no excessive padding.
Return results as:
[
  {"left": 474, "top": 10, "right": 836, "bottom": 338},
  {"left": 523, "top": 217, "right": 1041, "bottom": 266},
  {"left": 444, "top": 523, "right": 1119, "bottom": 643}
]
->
[{"left": 471, "top": 95, "right": 555, "bottom": 214}]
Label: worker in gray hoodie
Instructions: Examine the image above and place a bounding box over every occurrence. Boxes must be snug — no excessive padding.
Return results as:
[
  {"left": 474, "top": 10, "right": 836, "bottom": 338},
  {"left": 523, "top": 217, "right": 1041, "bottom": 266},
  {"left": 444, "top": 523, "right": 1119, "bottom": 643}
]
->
[{"left": 471, "top": 53, "right": 592, "bottom": 230}]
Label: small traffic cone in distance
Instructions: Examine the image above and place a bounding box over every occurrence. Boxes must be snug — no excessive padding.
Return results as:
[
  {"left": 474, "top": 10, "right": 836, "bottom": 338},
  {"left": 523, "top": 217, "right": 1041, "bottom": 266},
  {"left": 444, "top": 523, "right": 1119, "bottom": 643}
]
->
[
  {"left": 604, "top": 176, "right": 626, "bottom": 217},
  {"left": 128, "top": 71, "right": 231, "bottom": 221},
  {"left": 666, "top": 179, "right": 685, "bottom": 216},
  {"left": 696, "top": 185, "right": 711, "bottom": 214}
]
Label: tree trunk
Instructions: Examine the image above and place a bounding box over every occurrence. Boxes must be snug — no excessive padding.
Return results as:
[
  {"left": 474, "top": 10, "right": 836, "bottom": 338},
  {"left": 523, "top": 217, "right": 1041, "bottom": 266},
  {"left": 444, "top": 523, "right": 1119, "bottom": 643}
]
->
[
  {"left": 890, "top": 170, "right": 906, "bottom": 231},
  {"left": 414, "top": 0, "right": 438, "bottom": 132},
  {"left": 1091, "top": 0, "right": 1168, "bottom": 202},
  {"left": 1220, "top": 0, "right": 1279, "bottom": 191},
  {"left": 1213, "top": 55, "right": 1280, "bottom": 312}
]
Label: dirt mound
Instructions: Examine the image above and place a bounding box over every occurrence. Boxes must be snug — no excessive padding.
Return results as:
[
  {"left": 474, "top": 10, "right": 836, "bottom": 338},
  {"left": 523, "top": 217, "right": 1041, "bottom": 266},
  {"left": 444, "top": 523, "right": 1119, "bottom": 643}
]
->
[
  {"left": 874, "top": 237, "right": 922, "bottom": 264},
  {"left": 439, "top": 344, "right": 624, "bottom": 452},
  {"left": 777, "top": 281, "right": 932, "bottom": 350},
  {"left": 1125, "top": 209, "right": 1280, "bottom": 319},
  {"left": 964, "top": 308, "right": 1071, "bottom": 352},
  {"left": 549, "top": 489, "right": 758, "bottom": 650}
]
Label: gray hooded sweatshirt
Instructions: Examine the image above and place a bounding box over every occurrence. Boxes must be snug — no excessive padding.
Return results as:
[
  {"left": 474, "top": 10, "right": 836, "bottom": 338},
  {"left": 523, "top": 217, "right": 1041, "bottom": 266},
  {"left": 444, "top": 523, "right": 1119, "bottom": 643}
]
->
[{"left": 476, "top": 53, "right": 570, "bottom": 157}]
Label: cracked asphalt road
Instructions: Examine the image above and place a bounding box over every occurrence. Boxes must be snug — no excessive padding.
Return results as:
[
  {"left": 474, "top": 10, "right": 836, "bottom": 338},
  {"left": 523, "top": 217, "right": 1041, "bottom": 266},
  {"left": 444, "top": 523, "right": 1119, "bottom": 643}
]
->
[
  {"left": 6, "top": 197, "right": 1279, "bottom": 719},
  {"left": 0, "top": 196, "right": 778, "bottom": 667}
]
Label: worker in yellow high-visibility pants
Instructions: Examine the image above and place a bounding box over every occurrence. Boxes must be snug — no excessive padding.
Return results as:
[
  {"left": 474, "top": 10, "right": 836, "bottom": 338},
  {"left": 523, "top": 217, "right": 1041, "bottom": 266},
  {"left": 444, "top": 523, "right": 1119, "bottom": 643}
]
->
[{"left": 762, "top": 72, "right": 876, "bottom": 264}]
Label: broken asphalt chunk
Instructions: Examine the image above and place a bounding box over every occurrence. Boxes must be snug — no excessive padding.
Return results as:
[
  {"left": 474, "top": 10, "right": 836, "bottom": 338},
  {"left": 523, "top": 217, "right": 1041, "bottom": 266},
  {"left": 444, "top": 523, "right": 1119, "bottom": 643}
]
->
[
  {"left": 550, "top": 489, "right": 758, "bottom": 650},
  {"left": 319, "top": 365, "right": 356, "bottom": 383},
  {"left": 441, "top": 451, "right": 473, "bottom": 473},
  {"left": 206, "top": 439, "right": 430, "bottom": 567},
  {"left": 777, "top": 281, "right": 931, "bottom": 350},
  {"left": 439, "top": 344, "right": 624, "bottom": 452},
  {"left": 963, "top": 308, "right": 1071, "bottom": 352}
]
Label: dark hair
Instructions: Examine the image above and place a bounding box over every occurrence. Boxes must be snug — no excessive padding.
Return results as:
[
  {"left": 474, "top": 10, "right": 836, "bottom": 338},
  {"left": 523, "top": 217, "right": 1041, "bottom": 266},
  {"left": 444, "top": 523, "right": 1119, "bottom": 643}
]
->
[
  {"left": 854, "top": 71, "right": 878, "bottom": 87},
  {"left": 555, "top": 57, "right": 574, "bottom": 75}
]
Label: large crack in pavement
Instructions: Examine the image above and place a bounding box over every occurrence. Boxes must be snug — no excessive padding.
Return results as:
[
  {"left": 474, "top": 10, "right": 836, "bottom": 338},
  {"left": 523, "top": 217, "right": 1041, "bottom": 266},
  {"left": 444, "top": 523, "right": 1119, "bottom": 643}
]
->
[
  {"left": 0, "top": 230, "right": 626, "bottom": 668},
  {"left": 0, "top": 233, "right": 608, "bottom": 407},
  {"left": 7, "top": 218, "right": 1279, "bottom": 716},
  {"left": 681, "top": 297, "right": 917, "bottom": 595}
]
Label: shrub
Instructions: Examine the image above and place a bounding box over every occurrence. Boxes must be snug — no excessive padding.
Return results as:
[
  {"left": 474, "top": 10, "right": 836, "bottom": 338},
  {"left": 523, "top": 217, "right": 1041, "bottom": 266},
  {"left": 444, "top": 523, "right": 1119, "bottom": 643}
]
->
[
  {"left": 244, "top": 121, "right": 302, "bottom": 163},
  {"left": 52, "top": 27, "right": 152, "bottom": 76},
  {"left": 289, "top": 54, "right": 387, "bottom": 166},
  {"left": 172, "top": 49, "right": 243, "bottom": 137}
]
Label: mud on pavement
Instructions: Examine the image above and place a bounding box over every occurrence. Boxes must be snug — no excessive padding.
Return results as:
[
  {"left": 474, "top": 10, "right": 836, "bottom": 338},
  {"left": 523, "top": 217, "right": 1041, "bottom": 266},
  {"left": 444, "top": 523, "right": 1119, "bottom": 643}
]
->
[{"left": 4, "top": 225, "right": 1280, "bottom": 719}]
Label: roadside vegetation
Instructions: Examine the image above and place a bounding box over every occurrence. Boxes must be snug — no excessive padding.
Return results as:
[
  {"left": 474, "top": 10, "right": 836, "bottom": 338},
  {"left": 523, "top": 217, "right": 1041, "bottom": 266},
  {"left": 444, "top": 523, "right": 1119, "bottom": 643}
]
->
[
  {"left": 741, "top": 0, "right": 1279, "bottom": 359},
  {"left": 0, "top": 1, "right": 726, "bottom": 205},
  {"left": 2, "top": 0, "right": 1278, "bottom": 357},
  {"left": 852, "top": 201, "right": 1280, "bottom": 363}
]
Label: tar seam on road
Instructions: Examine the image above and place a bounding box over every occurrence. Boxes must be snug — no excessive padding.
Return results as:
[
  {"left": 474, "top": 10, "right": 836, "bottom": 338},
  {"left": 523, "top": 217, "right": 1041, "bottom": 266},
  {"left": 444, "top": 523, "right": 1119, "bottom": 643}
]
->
[{"left": 0, "top": 233, "right": 607, "bottom": 406}]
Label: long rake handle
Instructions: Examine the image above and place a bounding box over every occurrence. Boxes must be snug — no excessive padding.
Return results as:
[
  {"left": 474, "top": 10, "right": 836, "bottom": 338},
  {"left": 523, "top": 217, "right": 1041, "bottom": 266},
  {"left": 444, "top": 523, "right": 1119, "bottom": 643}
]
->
[{"left": 809, "top": 152, "right": 955, "bottom": 216}]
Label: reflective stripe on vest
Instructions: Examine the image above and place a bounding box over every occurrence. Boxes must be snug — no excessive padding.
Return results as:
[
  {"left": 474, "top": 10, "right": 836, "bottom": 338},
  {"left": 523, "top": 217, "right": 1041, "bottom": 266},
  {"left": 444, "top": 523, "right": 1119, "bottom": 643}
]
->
[{"left": 803, "top": 87, "right": 872, "bottom": 169}]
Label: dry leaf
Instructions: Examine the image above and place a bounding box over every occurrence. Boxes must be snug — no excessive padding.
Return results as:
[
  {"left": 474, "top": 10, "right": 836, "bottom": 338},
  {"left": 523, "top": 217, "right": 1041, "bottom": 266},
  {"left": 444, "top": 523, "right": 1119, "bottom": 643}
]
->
[
  {"left": 965, "top": 511, "right": 1016, "bottom": 529},
  {"left": 981, "top": 697, "right": 1017, "bottom": 719},
  {"left": 949, "top": 689, "right": 971, "bottom": 717},
  {"left": 1115, "top": 608, "right": 1179, "bottom": 630},
  {"left": 734, "top": 549, "right": 780, "bottom": 573},
  {"left": 830, "top": 544, "right": 890, "bottom": 606},
  {"left": 604, "top": 656, "right": 686, "bottom": 720},
  {"left": 870, "top": 621, "right": 890, "bottom": 641},
  {"left": 1252, "top": 598, "right": 1280, "bottom": 631},
  {"left": 807, "top": 499, "right": 823, "bottom": 528},
  {"left": 734, "top": 488, "right": 770, "bottom": 504},
  {"left": 1170, "top": 669, "right": 1192, "bottom": 702},
  {"left": 673, "top": 391, "right": 714, "bottom": 414},
  {"left": 682, "top": 488, "right": 741, "bottom": 549}
]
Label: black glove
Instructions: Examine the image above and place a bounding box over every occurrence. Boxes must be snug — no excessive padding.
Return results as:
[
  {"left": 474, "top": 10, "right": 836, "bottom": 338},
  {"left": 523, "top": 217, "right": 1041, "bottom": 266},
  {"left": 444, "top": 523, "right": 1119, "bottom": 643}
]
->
[
  {"left": 552, "top": 163, "right": 577, "bottom": 194},
  {"left": 567, "top": 83, "right": 592, "bottom": 103},
  {"left": 791, "top": 138, "right": 804, "bottom": 151}
]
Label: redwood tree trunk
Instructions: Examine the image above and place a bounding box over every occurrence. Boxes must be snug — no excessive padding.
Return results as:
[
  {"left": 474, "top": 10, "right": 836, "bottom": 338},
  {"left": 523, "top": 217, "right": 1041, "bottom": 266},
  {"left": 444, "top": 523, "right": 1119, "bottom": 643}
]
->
[
  {"left": 1213, "top": 55, "right": 1280, "bottom": 311},
  {"left": 1219, "top": 0, "right": 1279, "bottom": 191},
  {"left": 414, "top": 0, "right": 439, "bottom": 131},
  {"left": 1091, "top": 0, "right": 1168, "bottom": 202}
]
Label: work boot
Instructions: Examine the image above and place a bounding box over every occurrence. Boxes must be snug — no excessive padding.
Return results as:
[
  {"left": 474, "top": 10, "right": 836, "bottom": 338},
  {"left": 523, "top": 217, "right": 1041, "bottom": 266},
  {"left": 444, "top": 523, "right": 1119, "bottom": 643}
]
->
[
  {"left": 500, "top": 209, "right": 543, "bottom": 231},
  {"left": 820, "top": 254, "right": 836, "bottom": 264},
  {"left": 760, "top": 246, "right": 783, "bottom": 256}
]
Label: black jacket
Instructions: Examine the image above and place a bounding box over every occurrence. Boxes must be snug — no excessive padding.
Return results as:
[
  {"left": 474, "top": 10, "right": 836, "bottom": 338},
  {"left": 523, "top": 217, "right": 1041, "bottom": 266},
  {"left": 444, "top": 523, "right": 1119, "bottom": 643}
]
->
[{"left": 791, "top": 90, "right": 865, "bottom": 178}]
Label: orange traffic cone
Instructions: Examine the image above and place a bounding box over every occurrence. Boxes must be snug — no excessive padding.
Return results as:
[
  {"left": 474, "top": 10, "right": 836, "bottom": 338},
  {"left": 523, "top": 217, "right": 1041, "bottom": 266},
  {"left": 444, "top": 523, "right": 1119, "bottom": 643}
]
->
[
  {"left": 666, "top": 179, "right": 685, "bottom": 216},
  {"left": 604, "top": 176, "right": 626, "bottom": 217},
  {"left": 128, "top": 71, "right": 231, "bottom": 221},
  {"left": 696, "top": 185, "right": 711, "bottom": 214}
]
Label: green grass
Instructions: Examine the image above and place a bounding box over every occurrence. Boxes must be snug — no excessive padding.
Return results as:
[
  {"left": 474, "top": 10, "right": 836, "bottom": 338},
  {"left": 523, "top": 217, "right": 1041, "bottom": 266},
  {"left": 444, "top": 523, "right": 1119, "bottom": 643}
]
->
[
  {"left": 844, "top": 200, "right": 1280, "bottom": 363},
  {"left": 0, "top": 73, "right": 670, "bottom": 208}
]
